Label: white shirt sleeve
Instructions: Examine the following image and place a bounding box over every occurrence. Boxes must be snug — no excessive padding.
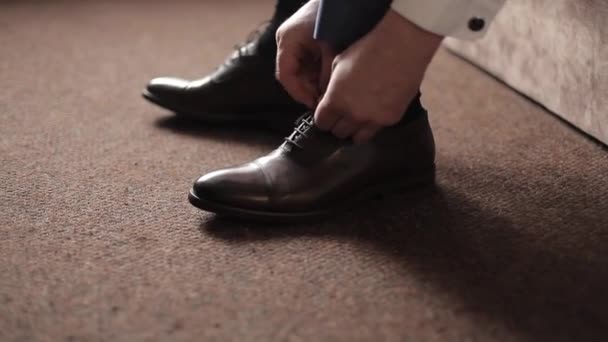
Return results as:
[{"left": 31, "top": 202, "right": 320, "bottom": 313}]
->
[{"left": 391, "top": 0, "right": 506, "bottom": 40}]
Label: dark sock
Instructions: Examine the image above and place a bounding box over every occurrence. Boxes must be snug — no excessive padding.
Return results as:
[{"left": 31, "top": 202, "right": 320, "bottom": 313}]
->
[
  {"left": 403, "top": 92, "right": 425, "bottom": 122},
  {"left": 257, "top": 0, "right": 306, "bottom": 57},
  {"left": 273, "top": 0, "right": 306, "bottom": 23}
]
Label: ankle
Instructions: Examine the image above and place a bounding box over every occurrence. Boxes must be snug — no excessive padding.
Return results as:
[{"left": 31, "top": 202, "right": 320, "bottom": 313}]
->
[
  {"left": 255, "top": 22, "right": 280, "bottom": 58},
  {"left": 256, "top": 1, "right": 305, "bottom": 59},
  {"left": 272, "top": 0, "right": 305, "bottom": 24}
]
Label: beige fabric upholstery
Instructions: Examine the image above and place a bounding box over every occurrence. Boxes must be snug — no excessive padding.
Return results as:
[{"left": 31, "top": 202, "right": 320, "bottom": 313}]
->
[{"left": 446, "top": 0, "right": 608, "bottom": 145}]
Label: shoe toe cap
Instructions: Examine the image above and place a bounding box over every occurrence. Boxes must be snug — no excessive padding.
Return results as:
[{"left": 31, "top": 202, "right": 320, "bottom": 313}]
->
[
  {"left": 146, "top": 77, "right": 189, "bottom": 97},
  {"left": 191, "top": 163, "right": 271, "bottom": 211}
]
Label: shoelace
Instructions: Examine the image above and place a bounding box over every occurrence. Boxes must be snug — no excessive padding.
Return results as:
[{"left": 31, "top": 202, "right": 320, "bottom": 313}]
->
[{"left": 284, "top": 114, "right": 315, "bottom": 149}]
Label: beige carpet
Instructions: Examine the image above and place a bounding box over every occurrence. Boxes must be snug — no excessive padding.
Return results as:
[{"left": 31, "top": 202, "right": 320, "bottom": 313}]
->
[{"left": 1, "top": 0, "right": 607, "bottom": 341}]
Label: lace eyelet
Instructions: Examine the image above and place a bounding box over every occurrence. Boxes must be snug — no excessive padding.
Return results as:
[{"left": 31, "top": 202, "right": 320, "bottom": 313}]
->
[{"left": 285, "top": 114, "right": 315, "bottom": 149}]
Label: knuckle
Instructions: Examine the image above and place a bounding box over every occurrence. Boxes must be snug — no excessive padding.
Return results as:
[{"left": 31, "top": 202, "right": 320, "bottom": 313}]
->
[
  {"left": 331, "top": 57, "right": 340, "bottom": 71},
  {"left": 349, "top": 109, "right": 366, "bottom": 122},
  {"left": 332, "top": 53, "right": 343, "bottom": 64},
  {"left": 326, "top": 89, "right": 346, "bottom": 108},
  {"left": 276, "top": 23, "right": 295, "bottom": 41},
  {"left": 275, "top": 28, "right": 288, "bottom": 45},
  {"left": 316, "top": 101, "right": 333, "bottom": 117},
  {"left": 274, "top": 60, "right": 284, "bottom": 78},
  {"left": 275, "top": 24, "right": 286, "bottom": 38}
]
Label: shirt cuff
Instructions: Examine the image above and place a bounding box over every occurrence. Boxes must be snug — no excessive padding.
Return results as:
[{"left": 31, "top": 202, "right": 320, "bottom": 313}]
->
[{"left": 390, "top": 0, "right": 506, "bottom": 40}]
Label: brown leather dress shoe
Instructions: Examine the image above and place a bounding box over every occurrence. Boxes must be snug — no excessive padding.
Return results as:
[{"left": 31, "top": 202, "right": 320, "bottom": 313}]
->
[
  {"left": 143, "top": 27, "right": 305, "bottom": 133},
  {"left": 188, "top": 96, "right": 436, "bottom": 222}
]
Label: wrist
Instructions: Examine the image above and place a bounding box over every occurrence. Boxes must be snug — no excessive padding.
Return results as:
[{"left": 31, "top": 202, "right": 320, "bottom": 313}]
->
[{"left": 383, "top": 9, "right": 444, "bottom": 58}]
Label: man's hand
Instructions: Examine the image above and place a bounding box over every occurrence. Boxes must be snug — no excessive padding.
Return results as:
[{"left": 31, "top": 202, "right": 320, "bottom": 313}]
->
[
  {"left": 314, "top": 10, "right": 444, "bottom": 144},
  {"left": 275, "top": 0, "right": 335, "bottom": 108}
]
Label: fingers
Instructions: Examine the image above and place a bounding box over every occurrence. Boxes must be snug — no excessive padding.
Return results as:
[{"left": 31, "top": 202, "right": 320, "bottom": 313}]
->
[
  {"left": 313, "top": 95, "right": 340, "bottom": 131},
  {"left": 315, "top": 95, "right": 380, "bottom": 143},
  {"left": 352, "top": 125, "right": 381, "bottom": 144},
  {"left": 326, "top": 115, "right": 381, "bottom": 143},
  {"left": 331, "top": 117, "right": 359, "bottom": 139},
  {"left": 275, "top": 46, "right": 318, "bottom": 108}
]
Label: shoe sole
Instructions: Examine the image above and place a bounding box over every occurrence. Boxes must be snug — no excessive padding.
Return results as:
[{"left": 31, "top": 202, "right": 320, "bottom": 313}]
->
[
  {"left": 142, "top": 90, "right": 299, "bottom": 127},
  {"left": 188, "top": 166, "right": 436, "bottom": 223}
]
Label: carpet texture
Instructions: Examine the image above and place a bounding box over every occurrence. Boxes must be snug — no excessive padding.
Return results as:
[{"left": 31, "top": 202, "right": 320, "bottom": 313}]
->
[{"left": 1, "top": 1, "right": 607, "bottom": 341}]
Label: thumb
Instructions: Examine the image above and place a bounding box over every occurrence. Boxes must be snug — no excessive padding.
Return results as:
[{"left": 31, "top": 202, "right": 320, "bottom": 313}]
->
[
  {"left": 314, "top": 92, "right": 340, "bottom": 131},
  {"left": 276, "top": 46, "right": 319, "bottom": 108}
]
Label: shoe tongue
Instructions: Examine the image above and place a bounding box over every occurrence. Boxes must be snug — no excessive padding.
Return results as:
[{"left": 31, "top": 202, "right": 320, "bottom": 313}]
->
[
  {"left": 236, "top": 42, "right": 258, "bottom": 57},
  {"left": 232, "top": 21, "right": 277, "bottom": 59},
  {"left": 224, "top": 42, "right": 257, "bottom": 63},
  {"left": 211, "top": 41, "right": 273, "bottom": 82}
]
